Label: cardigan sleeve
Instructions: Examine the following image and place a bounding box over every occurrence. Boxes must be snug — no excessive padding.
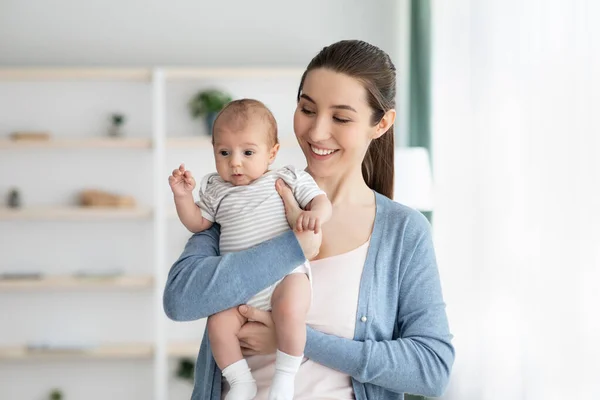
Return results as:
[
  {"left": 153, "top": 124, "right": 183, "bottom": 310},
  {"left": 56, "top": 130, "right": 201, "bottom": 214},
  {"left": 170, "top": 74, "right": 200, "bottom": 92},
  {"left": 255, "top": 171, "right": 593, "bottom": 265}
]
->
[
  {"left": 163, "top": 224, "right": 306, "bottom": 321},
  {"left": 304, "top": 218, "right": 454, "bottom": 397}
]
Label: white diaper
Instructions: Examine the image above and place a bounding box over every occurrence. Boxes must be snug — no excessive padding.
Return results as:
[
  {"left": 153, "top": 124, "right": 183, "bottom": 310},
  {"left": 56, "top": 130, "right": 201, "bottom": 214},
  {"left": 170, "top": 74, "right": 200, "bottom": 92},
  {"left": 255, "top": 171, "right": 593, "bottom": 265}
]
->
[{"left": 246, "top": 260, "right": 312, "bottom": 311}]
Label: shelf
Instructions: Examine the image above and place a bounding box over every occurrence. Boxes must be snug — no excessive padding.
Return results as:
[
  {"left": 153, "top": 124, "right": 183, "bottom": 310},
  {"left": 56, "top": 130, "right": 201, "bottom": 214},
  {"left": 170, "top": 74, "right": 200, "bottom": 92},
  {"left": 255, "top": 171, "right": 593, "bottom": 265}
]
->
[
  {"left": 0, "top": 137, "right": 153, "bottom": 149},
  {"left": 0, "top": 275, "right": 154, "bottom": 290},
  {"left": 0, "top": 68, "right": 152, "bottom": 81},
  {"left": 0, "top": 207, "right": 153, "bottom": 221},
  {"left": 166, "top": 137, "right": 213, "bottom": 149},
  {"left": 0, "top": 343, "right": 154, "bottom": 361},
  {"left": 168, "top": 342, "right": 200, "bottom": 358},
  {"left": 0, "top": 67, "right": 304, "bottom": 82},
  {"left": 164, "top": 67, "right": 305, "bottom": 80},
  {"left": 0, "top": 342, "right": 201, "bottom": 361}
]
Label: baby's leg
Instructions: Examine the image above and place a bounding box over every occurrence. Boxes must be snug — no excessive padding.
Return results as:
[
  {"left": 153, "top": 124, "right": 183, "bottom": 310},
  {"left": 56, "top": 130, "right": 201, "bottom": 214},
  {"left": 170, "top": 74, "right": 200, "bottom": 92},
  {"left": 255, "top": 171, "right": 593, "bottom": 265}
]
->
[
  {"left": 268, "top": 273, "right": 311, "bottom": 400},
  {"left": 207, "top": 307, "right": 246, "bottom": 368},
  {"left": 207, "top": 308, "right": 256, "bottom": 400},
  {"left": 271, "top": 273, "right": 311, "bottom": 355}
]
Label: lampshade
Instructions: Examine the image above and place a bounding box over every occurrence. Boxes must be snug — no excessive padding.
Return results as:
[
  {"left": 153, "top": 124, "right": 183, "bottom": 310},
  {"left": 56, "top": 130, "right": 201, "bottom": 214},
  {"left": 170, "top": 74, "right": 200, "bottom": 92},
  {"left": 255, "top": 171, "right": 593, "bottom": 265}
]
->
[{"left": 394, "top": 147, "right": 434, "bottom": 211}]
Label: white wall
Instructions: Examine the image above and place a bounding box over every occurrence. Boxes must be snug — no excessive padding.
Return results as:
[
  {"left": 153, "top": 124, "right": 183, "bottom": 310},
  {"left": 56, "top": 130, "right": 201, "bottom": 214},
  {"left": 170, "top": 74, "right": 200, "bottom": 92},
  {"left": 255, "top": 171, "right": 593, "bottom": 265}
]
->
[
  {"left": 0, "top": 0, "right": 397, "bottom": 67},
  {"left": 0, "top": 1, "right": 405, "bottom": 400},
  {"left": 432, "top": 1, "right": 600, "bottom": 399}
]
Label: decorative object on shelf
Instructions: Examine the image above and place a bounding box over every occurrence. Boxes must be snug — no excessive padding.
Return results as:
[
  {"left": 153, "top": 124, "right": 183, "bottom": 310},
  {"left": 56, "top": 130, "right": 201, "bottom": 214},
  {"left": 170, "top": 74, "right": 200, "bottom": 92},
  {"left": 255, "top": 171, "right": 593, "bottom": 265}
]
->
[
  {"left": 80, "top": 189, "right": 136, "bottom": 208},
  {"left": 49, "top": 389, "right": 63, "bottom": 400},
  {"left": 0, "top": 272, "right": 43, "bottom": 280},
  {"left": 175, "top": 358, "right": 195, "bottom": 383},
  {"left": 188, "top": 89, "right": 232, "bottom": 136},
  {"left": 10, "top": 131, "right": 51, "bottom": 141},
  {"left": 73, "top": 268, "right": 124, "bottom": 279},
  {"left": 27, "top": 341, "right": 96, "bottom": 353},
  {"left": 7, "top": 188, "right": 22, "bottom": 208},
  {"left": 108, "top": 113, "right": 126, "bottom": 137}
]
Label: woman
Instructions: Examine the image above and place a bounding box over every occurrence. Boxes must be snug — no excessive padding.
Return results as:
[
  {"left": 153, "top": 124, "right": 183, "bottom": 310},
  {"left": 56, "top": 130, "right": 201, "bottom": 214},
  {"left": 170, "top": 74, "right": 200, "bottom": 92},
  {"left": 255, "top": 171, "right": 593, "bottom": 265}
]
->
[{"left": 164, "top": 40, "right": 454, "bottom": 400}]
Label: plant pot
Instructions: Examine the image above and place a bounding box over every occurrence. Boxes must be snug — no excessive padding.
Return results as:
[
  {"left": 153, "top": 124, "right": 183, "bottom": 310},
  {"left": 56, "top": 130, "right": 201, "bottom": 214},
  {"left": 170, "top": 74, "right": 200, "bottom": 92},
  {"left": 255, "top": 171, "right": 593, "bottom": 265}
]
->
[{"left": 204, "top": 112, "right": 218, "bottom": 136}]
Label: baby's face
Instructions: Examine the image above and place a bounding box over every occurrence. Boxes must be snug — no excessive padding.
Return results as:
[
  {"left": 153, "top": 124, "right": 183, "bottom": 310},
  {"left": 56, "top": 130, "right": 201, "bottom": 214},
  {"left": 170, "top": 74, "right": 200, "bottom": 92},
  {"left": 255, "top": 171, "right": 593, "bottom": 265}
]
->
[{"left": 212, "top": 119, "right": 278, "bottom": 186}]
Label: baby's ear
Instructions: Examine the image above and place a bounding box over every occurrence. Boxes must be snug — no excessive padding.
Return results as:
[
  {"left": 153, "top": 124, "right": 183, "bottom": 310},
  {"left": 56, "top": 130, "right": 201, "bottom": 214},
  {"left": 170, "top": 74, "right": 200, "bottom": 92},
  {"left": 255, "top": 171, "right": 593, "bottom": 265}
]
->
[{"left": 269, "top": 143, "right": 281, "bottom": 164}]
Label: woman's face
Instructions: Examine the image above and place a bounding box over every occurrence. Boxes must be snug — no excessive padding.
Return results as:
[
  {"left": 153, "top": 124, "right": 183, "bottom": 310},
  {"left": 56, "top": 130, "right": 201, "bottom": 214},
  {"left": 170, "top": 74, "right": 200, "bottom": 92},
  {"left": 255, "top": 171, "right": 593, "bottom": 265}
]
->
[{"left": 293, "top": 68, "right": 379, "bottom": 179}]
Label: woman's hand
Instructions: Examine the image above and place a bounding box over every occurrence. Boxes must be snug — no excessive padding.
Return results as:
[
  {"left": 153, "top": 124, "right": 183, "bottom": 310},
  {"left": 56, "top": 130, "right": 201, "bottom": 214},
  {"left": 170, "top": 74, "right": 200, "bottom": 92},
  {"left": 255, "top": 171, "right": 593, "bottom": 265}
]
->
[
  {"left": 275, "top": 179, "right": 321, "bottom": 259},
  {"left": 237, "top": 305, "right": 278, "bottom": 356}
]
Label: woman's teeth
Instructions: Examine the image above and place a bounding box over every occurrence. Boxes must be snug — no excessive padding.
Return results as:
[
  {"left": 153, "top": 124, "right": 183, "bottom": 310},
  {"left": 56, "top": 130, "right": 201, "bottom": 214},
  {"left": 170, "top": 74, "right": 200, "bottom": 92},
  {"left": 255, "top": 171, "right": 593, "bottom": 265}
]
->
[{"left": 310, "top": 145, "right": 336, "bottom": 156}]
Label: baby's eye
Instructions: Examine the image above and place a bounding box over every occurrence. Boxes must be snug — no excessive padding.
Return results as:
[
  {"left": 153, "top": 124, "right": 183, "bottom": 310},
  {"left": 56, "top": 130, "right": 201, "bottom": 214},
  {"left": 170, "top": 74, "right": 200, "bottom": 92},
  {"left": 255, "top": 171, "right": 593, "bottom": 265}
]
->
[
  {"left": 244, "top": 150, "right": 254, "bottom": 156},
  {"left": 219, "top": 150, "right": 230, "bottom": 156}
]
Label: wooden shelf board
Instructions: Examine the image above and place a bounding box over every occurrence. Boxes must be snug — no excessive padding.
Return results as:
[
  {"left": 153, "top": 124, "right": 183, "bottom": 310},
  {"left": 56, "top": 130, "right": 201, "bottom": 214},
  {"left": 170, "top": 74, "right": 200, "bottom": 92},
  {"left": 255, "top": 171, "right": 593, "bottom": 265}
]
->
[
  {"left": 0, "top": 67, "right": 304, "bottom": 81},
  {"left": 0, "top": 344, "right": 154, "bottom": 360},
  {"left": 0, "top": 207, "right": 152, "bottom": 221},
  {"left": 166, "top": 137, "right": 212, "bottom": 148},
  {"left": 0, "top": 68, "right": 151, "bottom": 81},
  {"left": 0, "top": 275, "right": 154, "bottom": 290},
  {"left": 0, "top": 137, "right": 152, "bottom": 149},
  {"left": 165, "top": 67, "right": 305, "bottom": 80},
  {"left": 168, "top": 342, "right": 200, "bottom": 358}
]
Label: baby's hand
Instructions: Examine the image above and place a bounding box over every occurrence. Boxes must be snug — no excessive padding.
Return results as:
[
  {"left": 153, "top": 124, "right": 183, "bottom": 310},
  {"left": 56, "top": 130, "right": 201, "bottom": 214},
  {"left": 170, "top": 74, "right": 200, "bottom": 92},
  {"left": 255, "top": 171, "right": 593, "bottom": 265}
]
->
[
  {"left": 169, "top": 163, "right": 196, "bottom": 197},
  {"left": 296, "top": 210, "right": 323, "bottom": 234}
]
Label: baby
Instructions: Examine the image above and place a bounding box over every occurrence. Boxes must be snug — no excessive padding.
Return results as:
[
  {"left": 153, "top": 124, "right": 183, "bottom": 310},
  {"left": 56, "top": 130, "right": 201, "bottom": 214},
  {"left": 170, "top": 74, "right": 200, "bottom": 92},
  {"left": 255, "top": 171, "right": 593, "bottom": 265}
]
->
[{"left": 168, "top": 99, "right": 331, "bottom": 400}]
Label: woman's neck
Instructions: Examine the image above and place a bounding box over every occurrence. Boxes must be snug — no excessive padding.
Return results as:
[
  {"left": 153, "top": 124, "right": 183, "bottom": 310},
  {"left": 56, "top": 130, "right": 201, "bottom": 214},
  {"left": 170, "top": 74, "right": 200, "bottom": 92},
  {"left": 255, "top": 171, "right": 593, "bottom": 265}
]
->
[{"left": 310, "top": 166, "right": 374, "bottom": 206}]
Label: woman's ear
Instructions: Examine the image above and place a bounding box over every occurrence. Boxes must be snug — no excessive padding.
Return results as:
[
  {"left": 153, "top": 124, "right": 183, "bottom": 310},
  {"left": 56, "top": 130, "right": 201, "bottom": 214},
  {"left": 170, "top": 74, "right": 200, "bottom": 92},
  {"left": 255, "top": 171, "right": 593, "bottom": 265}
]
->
[
  {"left": 268, "top": 143, "right": 281, "bottom": 165},
  {"left": 373, "top": 109, "right": 396, "bottom": 140}
]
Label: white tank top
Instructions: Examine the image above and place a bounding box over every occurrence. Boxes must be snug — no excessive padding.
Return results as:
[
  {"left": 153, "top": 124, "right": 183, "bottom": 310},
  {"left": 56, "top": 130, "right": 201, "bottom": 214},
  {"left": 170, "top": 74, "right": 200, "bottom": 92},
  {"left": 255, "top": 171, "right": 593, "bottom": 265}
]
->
[{"left": 222, "top": 238, "right": 370, "bottom": 400}]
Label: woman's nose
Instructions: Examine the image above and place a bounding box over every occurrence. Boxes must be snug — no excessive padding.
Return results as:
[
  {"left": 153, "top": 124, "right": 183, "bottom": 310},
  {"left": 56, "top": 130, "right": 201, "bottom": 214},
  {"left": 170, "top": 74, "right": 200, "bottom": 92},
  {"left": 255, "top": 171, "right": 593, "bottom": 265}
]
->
[{"left": 308, "top": 117, "right": 330, "bottom": 143}]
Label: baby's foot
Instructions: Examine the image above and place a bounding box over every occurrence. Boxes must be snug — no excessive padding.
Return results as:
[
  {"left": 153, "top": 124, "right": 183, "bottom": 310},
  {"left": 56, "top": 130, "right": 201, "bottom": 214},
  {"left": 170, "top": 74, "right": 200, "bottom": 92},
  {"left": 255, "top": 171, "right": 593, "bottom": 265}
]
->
[{"left": 226, "top": 381, "right": 257, "bottom": 400}]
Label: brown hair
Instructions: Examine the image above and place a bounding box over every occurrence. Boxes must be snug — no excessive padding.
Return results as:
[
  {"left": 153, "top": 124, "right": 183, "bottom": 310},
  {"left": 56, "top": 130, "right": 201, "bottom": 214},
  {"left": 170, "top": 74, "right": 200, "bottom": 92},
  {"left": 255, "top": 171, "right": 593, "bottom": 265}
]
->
[
  {"left": 297, "top": 40, "right": 396, "bottom": 199},
  {"left": 212, "top": 98, "right": 279, "bottom": 147}
]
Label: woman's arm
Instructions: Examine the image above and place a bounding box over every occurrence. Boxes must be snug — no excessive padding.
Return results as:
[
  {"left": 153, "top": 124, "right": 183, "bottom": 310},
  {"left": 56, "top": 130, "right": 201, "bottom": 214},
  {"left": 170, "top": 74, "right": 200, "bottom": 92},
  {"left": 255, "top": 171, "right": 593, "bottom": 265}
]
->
[
  {"left": 304, "top": 228, "right": 454, "bottom": 397},
  {"left": 163, "top": 225, "right": 306, "bottom": 321}
]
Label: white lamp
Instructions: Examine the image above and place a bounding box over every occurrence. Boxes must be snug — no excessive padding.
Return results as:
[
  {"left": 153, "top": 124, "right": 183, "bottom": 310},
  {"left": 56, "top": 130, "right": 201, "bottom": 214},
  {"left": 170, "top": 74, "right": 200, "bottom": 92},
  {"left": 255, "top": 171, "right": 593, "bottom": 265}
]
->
[{"left": 394, "top": 147, "right": 434, "bottom": 211}]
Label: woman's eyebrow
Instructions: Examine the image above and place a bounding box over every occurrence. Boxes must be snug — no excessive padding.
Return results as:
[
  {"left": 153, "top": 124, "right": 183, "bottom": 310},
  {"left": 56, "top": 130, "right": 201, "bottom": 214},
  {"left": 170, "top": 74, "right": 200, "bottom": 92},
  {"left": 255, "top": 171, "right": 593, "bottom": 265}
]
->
[{"left": 300, "top": 93, "right": 357, "bottom": 113}]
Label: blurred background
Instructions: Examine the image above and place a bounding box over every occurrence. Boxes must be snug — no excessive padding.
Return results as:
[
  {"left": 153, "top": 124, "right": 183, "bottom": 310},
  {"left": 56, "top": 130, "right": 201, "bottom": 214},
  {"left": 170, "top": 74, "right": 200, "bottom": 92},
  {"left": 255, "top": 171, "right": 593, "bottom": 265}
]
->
[{"left": 0, "top": 0, "right": 598, "bottom": 399}]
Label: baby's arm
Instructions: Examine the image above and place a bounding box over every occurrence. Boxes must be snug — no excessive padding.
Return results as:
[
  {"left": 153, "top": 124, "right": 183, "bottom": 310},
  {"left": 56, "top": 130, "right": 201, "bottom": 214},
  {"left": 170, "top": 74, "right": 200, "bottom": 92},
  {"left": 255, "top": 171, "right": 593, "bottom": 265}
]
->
[
  {"left": 169, "top": 164, "right": 213, "bottom": 233},
  {"left": 295, "top": 193, "right": 332, "bottom": 234},
  {"left": 174, "top": 194, "right": 212, "bottom": 233}
]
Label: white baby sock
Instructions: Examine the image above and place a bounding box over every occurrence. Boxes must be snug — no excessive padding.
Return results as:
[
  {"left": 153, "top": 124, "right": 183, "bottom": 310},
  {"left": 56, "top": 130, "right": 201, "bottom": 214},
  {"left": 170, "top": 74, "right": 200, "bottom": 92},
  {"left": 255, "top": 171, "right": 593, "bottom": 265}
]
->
[
  {"left": 268, "top": 350, "right": 303, "bottom": 400},
  {"left": 222, "top": 359, "right": 257, "bottom": 400}
]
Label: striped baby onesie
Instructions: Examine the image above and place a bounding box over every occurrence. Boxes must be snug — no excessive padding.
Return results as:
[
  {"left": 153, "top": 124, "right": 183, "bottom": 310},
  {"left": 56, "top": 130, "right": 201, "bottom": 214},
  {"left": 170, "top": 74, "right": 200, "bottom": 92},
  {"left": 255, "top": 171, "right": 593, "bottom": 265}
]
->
[{"left": 196, "top": 165, "right": 324, "bottom": 310}]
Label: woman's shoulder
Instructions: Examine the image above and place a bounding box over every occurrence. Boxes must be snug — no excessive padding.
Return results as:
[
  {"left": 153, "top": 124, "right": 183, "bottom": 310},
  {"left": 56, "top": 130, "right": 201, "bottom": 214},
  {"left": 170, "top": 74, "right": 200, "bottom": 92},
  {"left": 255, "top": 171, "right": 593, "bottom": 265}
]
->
[{"left": 375, "top": 192, "right": 431, "bottom": 238}]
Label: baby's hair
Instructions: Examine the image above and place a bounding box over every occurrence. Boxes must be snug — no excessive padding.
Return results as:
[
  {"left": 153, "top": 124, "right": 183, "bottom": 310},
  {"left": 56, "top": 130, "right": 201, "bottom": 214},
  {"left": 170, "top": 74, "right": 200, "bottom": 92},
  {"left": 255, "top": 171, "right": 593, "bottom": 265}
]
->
[{"left": 211, "top": 98, "right": 279, "bottom": 147}]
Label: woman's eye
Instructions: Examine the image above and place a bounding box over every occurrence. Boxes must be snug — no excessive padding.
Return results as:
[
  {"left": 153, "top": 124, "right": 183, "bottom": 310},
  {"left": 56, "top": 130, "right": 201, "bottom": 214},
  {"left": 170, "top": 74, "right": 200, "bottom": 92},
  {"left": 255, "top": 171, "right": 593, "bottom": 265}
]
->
[
  {"left": 244, "top": 150, "right": 254, "bottom": 156},
  {"left": 300, "top": 107, "right": 315, "bottom": 115},
  {"left": 334, "top": 116, "right": 350, "bottom": 123},
  {"left": 219, "top": 150, "right": 229, "bottom": 156}
]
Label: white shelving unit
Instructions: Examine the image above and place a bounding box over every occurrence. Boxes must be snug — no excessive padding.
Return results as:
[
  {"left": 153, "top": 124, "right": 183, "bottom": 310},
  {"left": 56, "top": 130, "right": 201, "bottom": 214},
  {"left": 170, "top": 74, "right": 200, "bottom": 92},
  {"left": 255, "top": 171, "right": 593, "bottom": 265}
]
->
[{"left": 0, "top": 66, "right": 304, "bottom": 400}]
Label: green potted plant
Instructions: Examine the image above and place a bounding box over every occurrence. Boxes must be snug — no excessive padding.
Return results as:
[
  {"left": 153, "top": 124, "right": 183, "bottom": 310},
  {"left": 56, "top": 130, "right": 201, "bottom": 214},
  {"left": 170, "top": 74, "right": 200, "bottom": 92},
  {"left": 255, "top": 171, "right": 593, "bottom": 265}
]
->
[
  {"left": 175, "top": 358, "right": 195, "bottom": 384},
  {"left": 188, "top": 89, "right": 232, "bottom": 136},
  {"left": 108, "top": 113, "right": 126, "bottom": 137}
]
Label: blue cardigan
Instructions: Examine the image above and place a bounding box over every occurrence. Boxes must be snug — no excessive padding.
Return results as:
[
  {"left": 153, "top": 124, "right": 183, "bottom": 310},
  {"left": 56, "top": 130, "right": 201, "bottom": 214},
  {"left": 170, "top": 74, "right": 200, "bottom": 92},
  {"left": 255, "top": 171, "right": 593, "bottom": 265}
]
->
[{"left": 163, "top": 192, "right": 454, "bottom": 399}]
